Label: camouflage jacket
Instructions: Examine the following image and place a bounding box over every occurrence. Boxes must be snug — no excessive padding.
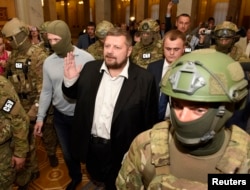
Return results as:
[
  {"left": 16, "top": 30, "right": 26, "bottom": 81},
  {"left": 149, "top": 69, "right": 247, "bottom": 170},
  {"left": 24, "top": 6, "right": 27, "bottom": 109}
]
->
[
  {"left": 87, "top": 40, "right": 104, "bottom": 60},
  {"left": 0, "top": 76, "right": 29, "bottom": 158},
  {"left": 6, "top": 45, "right": 48, "bottom": 111},
  {"left": 131, "top": 40, "right": 164, "bottom": 69},
  {"left": 116, "top": 120, "right": 250, "bottom": 189},
  {"left": 210, "top": 44, "right": 249, "bottom": 62}
]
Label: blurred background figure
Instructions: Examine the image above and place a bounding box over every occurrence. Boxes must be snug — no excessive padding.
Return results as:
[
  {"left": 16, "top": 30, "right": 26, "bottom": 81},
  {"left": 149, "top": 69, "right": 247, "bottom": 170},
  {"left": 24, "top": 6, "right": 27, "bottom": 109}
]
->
[
  {"left": 0, "top": 36, "right": 10, "bottom": 75},
  {"left": 87, "top": 20, "right": 114, "bottom": 60},
  {"left": 29, "top": 26, "right": 42, "bottom": 46},
  {"left": 76, "top": 21, "right": 97, "bottom": 50},
  {"left": 236, "top": 27, "right": 250, "bottom": 58}
]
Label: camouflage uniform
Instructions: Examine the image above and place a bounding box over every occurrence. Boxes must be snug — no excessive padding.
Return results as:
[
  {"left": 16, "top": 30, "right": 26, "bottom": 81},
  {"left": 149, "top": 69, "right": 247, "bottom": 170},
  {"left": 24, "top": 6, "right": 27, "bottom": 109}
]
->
[
  {"left": 0, "top": 76, "right": 29, "bottom": 190},
  {"left": 116, "top": 121, "right": 250, "bottom": 189},
  {"left": 116, "top": 49, "right": 250, "bottom": 189},
  {"left": 1, "top": 18, "right": 57, "bottom": 188},
  {"left": 131, "top": 40, "right": 163, "bottom": 69},
  {"left": 131, "top": 18, "right": 164, "bottom": 69},
  {"left": 87, "top": 20, "right": 114, "bottom": 60},
  {"left": 212, "top": 21, "right": 249, "bottom": 61},
  {"left": 87, "top": 40, "right": 105, "bottom": 60}
]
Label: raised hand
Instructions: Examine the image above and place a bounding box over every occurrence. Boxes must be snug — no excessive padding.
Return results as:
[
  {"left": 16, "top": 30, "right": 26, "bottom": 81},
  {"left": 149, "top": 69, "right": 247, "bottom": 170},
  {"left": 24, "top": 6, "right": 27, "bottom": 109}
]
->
[{"left": 64, "top": 52, "right": 83, "bottom": 79}]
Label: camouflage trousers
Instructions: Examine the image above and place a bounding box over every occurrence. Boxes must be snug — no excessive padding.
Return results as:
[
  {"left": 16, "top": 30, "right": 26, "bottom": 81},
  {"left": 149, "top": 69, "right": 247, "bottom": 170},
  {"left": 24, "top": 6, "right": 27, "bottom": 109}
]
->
[
  {"left": 15, "top": 124, "right": 39, "bottom": 186},
  {"left": 0, "top": 142, "right": 16, "bottom": 190},
  {"left": 42, "top": 110, "right": 58, "bottom": 156}
]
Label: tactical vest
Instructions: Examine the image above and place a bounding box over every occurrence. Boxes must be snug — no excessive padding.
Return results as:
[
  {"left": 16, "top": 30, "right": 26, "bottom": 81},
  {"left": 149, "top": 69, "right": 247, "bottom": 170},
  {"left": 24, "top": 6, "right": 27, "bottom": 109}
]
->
[
  {"left": 147, "top": 121, "right": 250, "bottom": 189},
  {"left": 131, "top": 40, "right": 163, "bottom": 69},
  {"left": 6, "top": 45, "right": 44, "bottom": 106}
]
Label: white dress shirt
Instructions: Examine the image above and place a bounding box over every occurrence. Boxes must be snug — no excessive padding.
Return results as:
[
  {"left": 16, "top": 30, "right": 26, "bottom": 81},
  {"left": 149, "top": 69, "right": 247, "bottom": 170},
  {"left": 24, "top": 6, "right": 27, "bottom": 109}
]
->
[{"left": 91, "top": 61, "right": 129, "bottom": 139}]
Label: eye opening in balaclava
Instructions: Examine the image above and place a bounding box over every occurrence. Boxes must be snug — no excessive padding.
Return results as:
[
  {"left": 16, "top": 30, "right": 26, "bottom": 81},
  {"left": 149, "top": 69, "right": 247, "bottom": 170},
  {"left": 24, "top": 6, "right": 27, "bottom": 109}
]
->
[
  {"left": 46, "top": 20, "right": 73, "bottom": 58},
  {"left": 169, "top": 98, "right": 233, "bottom": 155}
]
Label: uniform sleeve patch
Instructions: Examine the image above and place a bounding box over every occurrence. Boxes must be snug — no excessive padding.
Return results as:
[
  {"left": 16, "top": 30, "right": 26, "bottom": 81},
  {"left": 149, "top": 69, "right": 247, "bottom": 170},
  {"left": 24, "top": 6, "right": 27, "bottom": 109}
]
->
[{"left": 2, "top": 99, "right": 16, "bottom": 113}]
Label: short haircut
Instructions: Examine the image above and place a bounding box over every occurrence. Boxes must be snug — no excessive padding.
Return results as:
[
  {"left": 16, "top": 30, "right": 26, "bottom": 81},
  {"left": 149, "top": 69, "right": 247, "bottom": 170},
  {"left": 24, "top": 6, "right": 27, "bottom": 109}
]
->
[
  {"left": 87, "top": 21, "right": 96, "bottom": 28},
  {"left": 163, "top": 29, "right": 186, "bottom": 44},
  {"left": 105, "top": 27, "right": 132, "bottom": 46},
  {"left": 177, "top": 13, "right": 191, "bottom": 21},
  {"left": 208, "top": 17, "right": 215, "bottom": 22}
]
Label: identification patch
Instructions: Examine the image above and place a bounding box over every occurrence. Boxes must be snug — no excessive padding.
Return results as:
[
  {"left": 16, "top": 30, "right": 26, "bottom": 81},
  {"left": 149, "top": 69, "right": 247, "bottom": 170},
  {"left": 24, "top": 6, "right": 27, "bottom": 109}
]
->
[
  {"left": 15, "top": 62, "right": 23, "bottom": 69},
  {"left": 142, "top": 53, "right": 151, "bottom": 59},
  {"left": 2, "top": 99, "right": 15, "bottom": 113}
]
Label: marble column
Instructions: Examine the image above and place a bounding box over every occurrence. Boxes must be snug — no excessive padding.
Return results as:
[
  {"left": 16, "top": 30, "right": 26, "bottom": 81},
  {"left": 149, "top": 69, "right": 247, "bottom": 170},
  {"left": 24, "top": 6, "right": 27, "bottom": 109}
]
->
[
  {"left": 43, "top": 0, "right": 57, "bottom": 21},
  {"left": 95, "top": 0, "right": 111, "bottom": 23},
  {"left": 15, "top": 0, "right": 44, "bottom": 27}
]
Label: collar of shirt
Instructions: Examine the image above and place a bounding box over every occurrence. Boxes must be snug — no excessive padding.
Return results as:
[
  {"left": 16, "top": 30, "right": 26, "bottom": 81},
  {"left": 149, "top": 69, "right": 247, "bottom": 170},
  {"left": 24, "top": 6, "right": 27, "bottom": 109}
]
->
[
  {"left": 162, "top": 59, "right": 171, "bottom": 78},
  {"left": 99, "top": 60, "right": 130, "bottom": 79}
]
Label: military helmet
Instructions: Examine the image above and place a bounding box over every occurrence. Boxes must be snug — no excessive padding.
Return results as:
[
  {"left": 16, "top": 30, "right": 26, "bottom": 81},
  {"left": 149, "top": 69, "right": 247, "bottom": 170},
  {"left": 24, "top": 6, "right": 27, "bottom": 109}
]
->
[
  {"left": 1, "top": 17, "right": 29, "bottom": 38},
  {"left": 138, "top": 18, "right": 160, "bottom": 33},
  {"left": 39, "top": 21, "right": 51, "bottom": 33},
  {"left": 161, "top": 49, "right": 248, "bottom": 103},
  {"left": 213, "top": 21, "right": 239, "bottom": 38},
  {"left": 95, "top": 20, "right": 114, "bottom": 39}
]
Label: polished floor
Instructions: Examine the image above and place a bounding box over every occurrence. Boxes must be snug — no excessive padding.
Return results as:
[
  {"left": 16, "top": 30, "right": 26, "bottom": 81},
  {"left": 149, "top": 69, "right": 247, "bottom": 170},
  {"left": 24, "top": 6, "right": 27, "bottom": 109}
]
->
[{"left": 13, "top": 137, "right": 101, "bottom": 190}]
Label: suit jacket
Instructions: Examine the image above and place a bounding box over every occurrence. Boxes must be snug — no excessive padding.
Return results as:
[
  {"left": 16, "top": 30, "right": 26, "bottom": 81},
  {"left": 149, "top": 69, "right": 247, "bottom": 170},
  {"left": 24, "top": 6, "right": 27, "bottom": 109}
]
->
[
  {"left": 62, "top": 60, "right": 158, "bottom": 169},
  {"left": 147, "top": 59, "right": 170, "bottom": 122},
  {"left": 76, "top": 33, "right": 97, "bottom": 50},
  {"left": 147, "top": 59, "right": 164, "bottom": 97}
]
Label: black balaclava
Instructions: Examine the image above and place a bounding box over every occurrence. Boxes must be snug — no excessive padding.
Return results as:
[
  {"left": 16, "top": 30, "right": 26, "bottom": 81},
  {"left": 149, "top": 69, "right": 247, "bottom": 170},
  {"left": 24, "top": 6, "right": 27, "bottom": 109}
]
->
[
  {"left": 46, "top": 20, "right": 73, "bottom": 58},
  {"left": 215, "top": 38, "right": 234, "bottom": 54}
]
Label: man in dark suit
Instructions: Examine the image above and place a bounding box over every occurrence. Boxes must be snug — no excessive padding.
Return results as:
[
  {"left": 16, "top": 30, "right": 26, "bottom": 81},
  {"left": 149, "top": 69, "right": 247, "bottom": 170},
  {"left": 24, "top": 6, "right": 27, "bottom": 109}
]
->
[
  {"left": 62, "top": 28, "right": 158, "bottom": 190},
  {"left": 147, "top": 29, "right": 186, "bottom": 121}
]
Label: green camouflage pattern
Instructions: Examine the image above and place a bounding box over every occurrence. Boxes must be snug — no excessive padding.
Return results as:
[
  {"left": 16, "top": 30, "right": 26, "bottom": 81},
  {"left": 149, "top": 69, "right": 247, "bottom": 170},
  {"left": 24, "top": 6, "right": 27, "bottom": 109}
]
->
[
  {"left": 138, "top": 18, "right": 160, "bottom": 33},
  {"left": 131, "top": 39, "right": 163, "bottom": 69},
  {"left": 214, "top": 21, "right": 238, "bottom": 33},
  {"left": 0, "top": 75, "right": 29, "bottom": 190},
  {"left": 6, "top": 45, "right": 46, "bottom": 107},
  {"left": 210, "top": 44, "right": 249, "bottom": 61},
  {"left": 6, "top": 44, "right": 58, "bottom": 186},
  {"left": 95, "top": 20, "right": 114, "bottom": 39},
  {"left": 87, "top": 40, "right": 104, "bottom": 60},
  {"left": 42, "top": 105, "right": 58, "bottom": 156},
  {"left": 116, "top": 121, "right": 250, "bottom": 189}
]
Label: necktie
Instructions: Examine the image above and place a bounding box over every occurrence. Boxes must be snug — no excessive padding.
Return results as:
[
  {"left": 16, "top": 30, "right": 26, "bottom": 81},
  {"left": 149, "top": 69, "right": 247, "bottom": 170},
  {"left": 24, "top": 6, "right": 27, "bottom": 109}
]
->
[
  {"left": 158, "top": 93, "right": 168, "bottom": 121},
  {"left": 246, "top": 42, "right": 250, "bottom": 58}
]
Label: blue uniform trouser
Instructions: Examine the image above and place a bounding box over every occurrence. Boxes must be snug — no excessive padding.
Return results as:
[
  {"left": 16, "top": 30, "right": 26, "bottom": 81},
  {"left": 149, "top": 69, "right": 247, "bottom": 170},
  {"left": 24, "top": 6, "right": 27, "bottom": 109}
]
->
[{"left": 53, "top": 108, "right": 82, "bottom": 181}]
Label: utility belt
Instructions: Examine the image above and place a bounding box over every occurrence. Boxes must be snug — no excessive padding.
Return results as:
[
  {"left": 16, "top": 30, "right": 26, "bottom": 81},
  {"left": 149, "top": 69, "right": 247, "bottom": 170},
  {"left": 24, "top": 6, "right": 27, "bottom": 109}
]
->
[{"left": 90, "top": 135, "right": 110, "bottom": 144}]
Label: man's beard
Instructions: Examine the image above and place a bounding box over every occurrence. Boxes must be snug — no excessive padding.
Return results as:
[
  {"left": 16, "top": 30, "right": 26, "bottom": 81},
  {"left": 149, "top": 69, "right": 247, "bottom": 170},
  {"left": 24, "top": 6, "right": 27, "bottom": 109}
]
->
[{"left": 105, "top": 55, "right": 128, "bottom": 69}]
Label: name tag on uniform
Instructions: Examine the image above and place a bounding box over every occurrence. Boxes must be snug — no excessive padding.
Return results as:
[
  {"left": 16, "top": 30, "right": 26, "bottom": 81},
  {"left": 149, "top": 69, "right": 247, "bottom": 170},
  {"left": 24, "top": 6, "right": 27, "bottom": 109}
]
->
[
  {"left": 2, "top": 99, "right": 15, "bottom": 113},
  {"left": 142, "top": 53, "right": 151, "bottom": 59},
  {"left": 15, "top": 62, "right": 23, "bottom": 69}
]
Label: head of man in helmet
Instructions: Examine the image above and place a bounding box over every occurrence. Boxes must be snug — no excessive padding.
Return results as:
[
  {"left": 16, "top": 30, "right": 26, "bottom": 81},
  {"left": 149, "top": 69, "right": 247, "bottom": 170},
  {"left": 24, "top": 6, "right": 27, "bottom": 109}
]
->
[
  {"left": 1, "top": 17, "right": 31, "bottom": 52},
  {"left": 213, "top": 21, "right": 240, "bottom": 54},
  {"left": 95, "top": 20, "right": 114, "bottom": 44},
  {"left": 138, "top": 18, "right": 160, "bottom": 46},
  {"left": 161, "top": 49, "right": 248, "bottom": 155}
]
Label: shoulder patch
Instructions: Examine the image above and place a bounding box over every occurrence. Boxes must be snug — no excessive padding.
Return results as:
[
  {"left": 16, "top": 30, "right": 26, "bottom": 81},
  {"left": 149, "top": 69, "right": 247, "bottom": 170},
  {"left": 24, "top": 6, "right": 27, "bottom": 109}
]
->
[{"left": 2, "top": 99, "right": 16, "bottom": 113}]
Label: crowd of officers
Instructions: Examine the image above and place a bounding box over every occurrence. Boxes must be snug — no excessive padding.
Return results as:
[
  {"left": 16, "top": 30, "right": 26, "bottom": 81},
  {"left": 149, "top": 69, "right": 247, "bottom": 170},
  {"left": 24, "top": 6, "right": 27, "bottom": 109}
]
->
[{"left": 0, "top": 2, "right": 250, "bottom": 189}]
